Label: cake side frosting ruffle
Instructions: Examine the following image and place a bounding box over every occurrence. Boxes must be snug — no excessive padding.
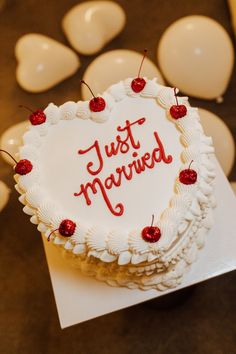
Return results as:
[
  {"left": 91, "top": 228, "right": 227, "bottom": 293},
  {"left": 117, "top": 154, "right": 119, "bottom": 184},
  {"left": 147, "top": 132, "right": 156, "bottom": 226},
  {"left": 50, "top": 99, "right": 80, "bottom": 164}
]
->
[{"left": 55, "top": 200, "right": 214, "bottom": 291}]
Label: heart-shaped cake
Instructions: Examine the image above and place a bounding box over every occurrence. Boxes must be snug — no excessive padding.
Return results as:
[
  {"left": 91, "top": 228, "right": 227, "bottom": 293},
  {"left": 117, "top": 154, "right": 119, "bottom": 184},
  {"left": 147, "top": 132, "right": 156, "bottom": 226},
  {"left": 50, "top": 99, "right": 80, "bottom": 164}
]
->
[{"left": 15, "top": 78, "right": 216, "bottom": 290}]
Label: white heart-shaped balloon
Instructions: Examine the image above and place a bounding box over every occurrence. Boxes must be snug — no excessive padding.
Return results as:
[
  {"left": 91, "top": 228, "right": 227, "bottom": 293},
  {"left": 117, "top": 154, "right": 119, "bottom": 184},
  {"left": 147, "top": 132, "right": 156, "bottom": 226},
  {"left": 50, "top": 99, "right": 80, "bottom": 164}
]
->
[
  {"left": 62, "top": 1, "right": 126, "bottom": 55},
  {"left": 15, "top": 34, "right": 80, "bottom": 93},
  {"left": 81, "top": 49, "right": 164, "bottom": 100},
  {"left": 0, "top": 120, "right": 29, "bottom": 165}
]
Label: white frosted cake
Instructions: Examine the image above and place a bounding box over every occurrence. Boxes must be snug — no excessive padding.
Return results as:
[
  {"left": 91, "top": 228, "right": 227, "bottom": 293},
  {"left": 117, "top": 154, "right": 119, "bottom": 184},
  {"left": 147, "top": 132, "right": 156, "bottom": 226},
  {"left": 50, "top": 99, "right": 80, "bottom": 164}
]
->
[{"left": 14, "top": 78, "right": 216, "bottom": 291}]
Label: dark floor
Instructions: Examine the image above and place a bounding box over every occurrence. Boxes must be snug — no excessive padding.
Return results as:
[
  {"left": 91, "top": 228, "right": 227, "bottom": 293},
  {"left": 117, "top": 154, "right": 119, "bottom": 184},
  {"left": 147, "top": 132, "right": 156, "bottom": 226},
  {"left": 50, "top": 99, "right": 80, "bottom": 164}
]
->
[{"left": 0, "top": 1, "right": 236, "bottom": 353}]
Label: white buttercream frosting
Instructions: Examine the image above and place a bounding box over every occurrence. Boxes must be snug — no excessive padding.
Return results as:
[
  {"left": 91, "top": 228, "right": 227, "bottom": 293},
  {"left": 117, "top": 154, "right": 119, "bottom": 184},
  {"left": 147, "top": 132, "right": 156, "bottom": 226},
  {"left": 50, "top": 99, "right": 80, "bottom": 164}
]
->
[{"left": 15, "top": 79, "right": 216, "bottom": 291}]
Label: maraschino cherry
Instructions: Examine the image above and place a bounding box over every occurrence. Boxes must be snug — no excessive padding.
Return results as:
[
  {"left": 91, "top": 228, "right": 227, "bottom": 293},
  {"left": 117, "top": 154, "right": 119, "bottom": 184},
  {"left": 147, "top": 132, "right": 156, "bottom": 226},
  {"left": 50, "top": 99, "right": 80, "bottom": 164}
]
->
[
  {"left": 179, "top": 160, "right": 197, "bottom": 185},
  {"left": 169, "top": 88, "right": 187, "bottom": 119},
  {"left": 47, "top": 219, "right": 76, "bottom": 241},
  {"left": 81, "top": 80, "right": 106, "bottom": 112},
  {"left": 131, "top": 49, "right": 147, "bottom": 93},
  {"left": 19, "top": 105, "right": 46, "bottom": 125},
  {"left": 0, "top": 149, "right": 33, "bottom": 175},
  {"left": 142, "top": 214, "right": 161, "bottom": 243}
]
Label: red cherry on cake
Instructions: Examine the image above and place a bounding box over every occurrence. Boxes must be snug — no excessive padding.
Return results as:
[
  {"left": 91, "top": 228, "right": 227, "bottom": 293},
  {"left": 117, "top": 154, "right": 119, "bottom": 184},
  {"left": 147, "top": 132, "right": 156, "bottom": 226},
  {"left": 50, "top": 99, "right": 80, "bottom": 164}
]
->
[
  {"left": 141, "top": 214, "right": 161, "bottom": 243},
  {"left": 179, "top": 169, "right": 197, "bottom": 185},
  {"left": 131, "top": 77, "right": 146, "bottom": 93},
  {"left": 170, "top": 104, "right": 187, "bottom": 119},
  {"left": 0, "top": 149, "right": 33, "bottom": 175},
  {"left": 47, "top": 219, "right": 76, "bottom": 241},
  {"left": 29, "top": 109, "right": 46, "bottom": 125},
  {"left": 19, "top": 105, "right": 46, "bottom": 125},
  {"left": 131, "top": 49, "right": 147, "bottom": 93},
  {"left": 169, "top": 88, "right": 187, "bottom": 119},
  {"left": 15, "top": 159, "right": 33, "bottom": 175},
  {"left": 179, "top": 161, "right": 197, "bottom": 185},
  {"left": 142, "top": 226, "right": 161, "bottom": 243},
  {"left": 89, "top": 97, "right": 106, "bottom": 112},
  {"left": 81, "top": 80, "right": 106, "bottom": 112},
  {"left": 59, "top": 219, "right": 76, "bottom": 237}
]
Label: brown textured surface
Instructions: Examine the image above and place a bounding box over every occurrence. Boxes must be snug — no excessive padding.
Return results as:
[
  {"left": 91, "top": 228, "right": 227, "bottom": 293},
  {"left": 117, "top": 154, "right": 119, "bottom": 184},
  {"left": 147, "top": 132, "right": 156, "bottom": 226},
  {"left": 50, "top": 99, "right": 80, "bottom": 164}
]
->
[{"left": 0, "top": 0, "right": 236, "bottom": 353}]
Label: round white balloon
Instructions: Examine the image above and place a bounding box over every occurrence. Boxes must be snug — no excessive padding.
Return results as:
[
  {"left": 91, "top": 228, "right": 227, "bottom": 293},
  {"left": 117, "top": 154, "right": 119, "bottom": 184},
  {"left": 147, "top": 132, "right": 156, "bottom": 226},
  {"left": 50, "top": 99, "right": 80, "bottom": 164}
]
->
[
  {"left": 0, "top": 120, "right": 29, "bottom": 165},
  {"left": 81, "top": 49, "right": 164, "bottom": 100},
  {"left": 199, "top": 108, "right": 235, "bottom": 176},
  {"left": 157, "top": 16, "right": 234, "bottom": 100},
  {"left": 0, "top": 181, "right": 10, "bottom": 212}
]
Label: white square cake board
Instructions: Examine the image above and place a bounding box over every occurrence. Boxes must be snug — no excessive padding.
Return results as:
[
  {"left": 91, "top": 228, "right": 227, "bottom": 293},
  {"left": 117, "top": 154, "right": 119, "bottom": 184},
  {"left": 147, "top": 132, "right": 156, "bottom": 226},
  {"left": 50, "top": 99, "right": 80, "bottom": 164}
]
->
[{"left": 42, "top": 158, "right": 236, "bottom": 328}]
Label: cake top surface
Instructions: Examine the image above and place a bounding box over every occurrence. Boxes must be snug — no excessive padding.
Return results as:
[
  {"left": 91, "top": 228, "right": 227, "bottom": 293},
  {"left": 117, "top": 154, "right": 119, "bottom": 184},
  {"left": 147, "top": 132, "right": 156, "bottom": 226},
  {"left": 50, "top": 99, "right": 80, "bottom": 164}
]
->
[{"left": 39, "top": 95, "right": 181, "bottom": 230}]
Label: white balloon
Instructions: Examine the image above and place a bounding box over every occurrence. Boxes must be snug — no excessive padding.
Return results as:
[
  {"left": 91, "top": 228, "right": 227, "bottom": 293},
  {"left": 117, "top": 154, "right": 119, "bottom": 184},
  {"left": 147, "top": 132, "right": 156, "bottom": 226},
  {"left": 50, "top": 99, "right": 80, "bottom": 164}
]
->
[
  {"left": 62, "top": 1, "right": 126, "bottom": 55},
  {"left": 15, "top": 34, "right": 80, "bottom": 93},
  {"left": 0, "top": 120, "right": 29, "bottom": 165},
  {"left": 81, "top": 49, "right": 164, "bottom": 100},
  {"left": 157, "top": 16, "right": 234, "bottom": 100},
  {"left": 199, "top": 108, "right": 235, "bottom": 176},
  {"left": 0, "top": 181, "right": 10, "bottom": 212}
]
